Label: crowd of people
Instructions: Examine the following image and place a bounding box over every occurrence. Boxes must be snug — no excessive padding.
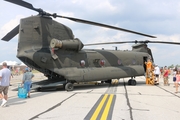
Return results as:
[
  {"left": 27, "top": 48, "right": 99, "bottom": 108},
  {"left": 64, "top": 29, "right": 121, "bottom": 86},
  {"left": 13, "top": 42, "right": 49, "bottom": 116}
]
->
[
  {"left": 145, "top": 58, "right": 180, "bottom": 93},
  {"left": 0, "top": 62, "right": 34, "bottom": 107},
  {"left": 172, "top": 68, "right": 180, "bottom": 93},
  {"left": 154, "top": 65, "right": 180, "bottom": 93}
]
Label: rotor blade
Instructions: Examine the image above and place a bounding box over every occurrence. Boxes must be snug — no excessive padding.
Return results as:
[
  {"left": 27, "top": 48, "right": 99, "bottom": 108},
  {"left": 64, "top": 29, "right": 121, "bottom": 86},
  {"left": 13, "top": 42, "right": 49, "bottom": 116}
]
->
[
  {"left": 84, "top": 41, "right": 136, "bottom": 46},
  {"left": 85, "top": 40, "right": 180, "bottom": 46},
  {"left": 134, "top": 40, "right": 180, "bottom": 45},
  {"left": 1, "top": 25, "right": 19, "bottom": 41},
  {"left": 147, "top": 41, "right": 180, "bottom": 45},
  {"left": 4, "top": 0, "right": 40, "bottom": 12},
  {"left": 55, "top": 15, "right": 156, "bottom": 38},
  {"left": 4, "top": 0, "right": 156, "bottom": 38}
]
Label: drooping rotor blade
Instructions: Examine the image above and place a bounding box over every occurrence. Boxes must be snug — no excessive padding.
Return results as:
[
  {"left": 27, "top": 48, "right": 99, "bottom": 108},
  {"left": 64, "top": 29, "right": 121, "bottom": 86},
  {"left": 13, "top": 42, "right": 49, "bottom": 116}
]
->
[
  {"left": 55, "top": 15, "right": 156, "bottom": 38},
  {"left": 84, "top": 40, "right": 180, "bottom": 46},
  {"left": 4, "top": 0, "right": 40, "bottom": 12},
  {"left": 1, "top": 25, "right": 19, "bottom": 41}
]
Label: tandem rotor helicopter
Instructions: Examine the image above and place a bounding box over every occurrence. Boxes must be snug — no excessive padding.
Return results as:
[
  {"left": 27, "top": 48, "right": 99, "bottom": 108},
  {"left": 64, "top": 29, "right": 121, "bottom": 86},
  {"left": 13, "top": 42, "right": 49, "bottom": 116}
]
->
[{"left": 2, "top": 0, "right": 180, "bottom": 91}]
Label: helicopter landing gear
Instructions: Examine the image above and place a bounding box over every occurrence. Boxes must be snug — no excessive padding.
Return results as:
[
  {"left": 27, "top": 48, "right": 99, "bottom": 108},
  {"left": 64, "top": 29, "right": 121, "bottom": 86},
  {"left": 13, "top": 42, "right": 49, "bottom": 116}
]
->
[
  {"left": 101, "top": 81, "right": 105, "bottom": 84},
  {"left": 65, "top": 82, "right": 74, "bottom": 91},
  {"left": 105, "top": 79, "right": 112, "bottom": 84},
  {"left": 128, "top": 79, "right": 136, "bottom": 86}
]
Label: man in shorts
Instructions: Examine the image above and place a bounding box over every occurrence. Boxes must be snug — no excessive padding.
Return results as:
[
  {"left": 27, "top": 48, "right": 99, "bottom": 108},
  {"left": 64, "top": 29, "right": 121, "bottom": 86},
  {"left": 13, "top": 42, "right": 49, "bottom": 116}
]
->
[{"left": 0, "top": 62, "right": 11, "bottom": 107}]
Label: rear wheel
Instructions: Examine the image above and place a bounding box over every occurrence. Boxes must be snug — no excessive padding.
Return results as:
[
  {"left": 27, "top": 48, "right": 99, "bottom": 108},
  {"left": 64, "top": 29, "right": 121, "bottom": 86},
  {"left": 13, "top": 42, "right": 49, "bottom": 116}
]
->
[
  {"left": 128, "top": 79, "right": 136, "bottom": 86},
  {"left": 131, "top": 80, "right": 136, "bottom": 86},
  {"left": 105, "top": 79, "right": 112, "bottom": 84},
  {"left": 128, "top": 79, "right": 132, "bottom": 85}
]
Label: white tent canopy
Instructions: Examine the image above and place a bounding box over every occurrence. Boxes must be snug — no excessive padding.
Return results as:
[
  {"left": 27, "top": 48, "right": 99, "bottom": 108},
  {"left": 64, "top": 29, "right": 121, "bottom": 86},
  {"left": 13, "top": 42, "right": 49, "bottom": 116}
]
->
[{"left": 0, "top": 61, "right": 26, "bottom": 66}]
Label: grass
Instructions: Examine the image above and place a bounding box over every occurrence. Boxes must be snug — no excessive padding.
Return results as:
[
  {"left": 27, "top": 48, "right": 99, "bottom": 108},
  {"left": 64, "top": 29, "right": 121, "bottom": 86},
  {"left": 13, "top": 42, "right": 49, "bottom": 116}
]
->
[{"left": 31, "top": 70, "right": 41, "bottom": 73}]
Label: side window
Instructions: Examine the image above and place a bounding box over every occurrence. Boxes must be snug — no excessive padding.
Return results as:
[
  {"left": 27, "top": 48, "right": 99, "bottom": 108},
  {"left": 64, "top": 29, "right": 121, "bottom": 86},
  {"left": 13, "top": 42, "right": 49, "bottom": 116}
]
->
[{"left": 132, "top": 59, "right": 136, "bottom": 65}]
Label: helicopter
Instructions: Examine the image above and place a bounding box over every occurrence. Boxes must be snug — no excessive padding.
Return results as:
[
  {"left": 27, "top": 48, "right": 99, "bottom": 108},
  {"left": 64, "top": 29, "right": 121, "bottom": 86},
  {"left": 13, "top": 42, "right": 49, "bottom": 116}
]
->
[{"left": 2, "top": 0, "right": 180, "bottom": 91}]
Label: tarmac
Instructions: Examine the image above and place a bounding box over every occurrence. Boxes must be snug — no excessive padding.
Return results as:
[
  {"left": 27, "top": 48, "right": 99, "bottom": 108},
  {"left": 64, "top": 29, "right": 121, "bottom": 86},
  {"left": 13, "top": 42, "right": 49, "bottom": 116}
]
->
[{"left": 1, "top": 73, "right": 180, "bottom": 120}]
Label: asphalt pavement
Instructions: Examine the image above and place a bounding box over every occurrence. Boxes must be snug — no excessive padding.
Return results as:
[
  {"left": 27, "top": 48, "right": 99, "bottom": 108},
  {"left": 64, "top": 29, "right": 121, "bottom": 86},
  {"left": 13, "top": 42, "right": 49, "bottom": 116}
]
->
[{"left": 0, "top": 74, "right": 180, "bottom": 120}]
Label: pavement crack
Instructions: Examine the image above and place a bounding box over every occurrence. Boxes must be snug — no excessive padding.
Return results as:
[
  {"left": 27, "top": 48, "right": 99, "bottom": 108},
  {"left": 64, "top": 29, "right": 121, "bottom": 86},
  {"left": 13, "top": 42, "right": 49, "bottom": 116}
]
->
[
  {"left": 29, "top": 93, "right": 77, "bottom": 120},
  {"left": 87, "top": 89, "right": 93, "bottom": 93},
  {"left": 157, "top": 86, "right": 180, "bottom": 98},
  {"left": 123, "top": 79, "right": 133, "bottom": 120}
]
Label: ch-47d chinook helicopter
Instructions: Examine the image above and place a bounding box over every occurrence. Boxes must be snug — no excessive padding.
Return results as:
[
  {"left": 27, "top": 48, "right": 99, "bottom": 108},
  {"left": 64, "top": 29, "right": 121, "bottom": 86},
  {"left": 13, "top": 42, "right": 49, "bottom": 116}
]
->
[{"left": 2, "top": 0, "right": 180, "bottom": 91}]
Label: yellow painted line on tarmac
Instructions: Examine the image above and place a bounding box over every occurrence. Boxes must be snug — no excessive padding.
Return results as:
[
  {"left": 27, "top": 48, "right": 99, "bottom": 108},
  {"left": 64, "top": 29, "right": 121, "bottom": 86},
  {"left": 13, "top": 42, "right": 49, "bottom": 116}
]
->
[
  {"left": 89, "top": 94, "right": 115, "bottom": 120},
  {"left": 84, "top": 93, "right": 116, "bottom": 120},
  {"left": 90, "top": 94, "right": 108, "bottom": 120},
  {"left": 100, "top": 94, "right": 114, "bottom": 120}
]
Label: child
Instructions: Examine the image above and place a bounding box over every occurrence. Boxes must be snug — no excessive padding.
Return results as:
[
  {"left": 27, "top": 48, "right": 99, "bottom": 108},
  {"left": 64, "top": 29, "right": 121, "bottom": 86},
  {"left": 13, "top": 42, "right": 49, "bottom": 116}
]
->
[{"left": 175, "top": 71, "right": 180, "bottom": 93}]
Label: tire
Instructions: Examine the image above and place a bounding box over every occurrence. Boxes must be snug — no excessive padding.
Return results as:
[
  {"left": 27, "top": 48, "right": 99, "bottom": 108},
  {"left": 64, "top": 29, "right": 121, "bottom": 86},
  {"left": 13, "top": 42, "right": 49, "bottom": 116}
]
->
[
  {"left": 65, "top": 83, "right": 74, "bottom": 91},
  {"left": 128, "top": 79, "right": 132, "bottom": 85},
  {"left": 131, "top": 80, "right": 136, "bottom": 86}
]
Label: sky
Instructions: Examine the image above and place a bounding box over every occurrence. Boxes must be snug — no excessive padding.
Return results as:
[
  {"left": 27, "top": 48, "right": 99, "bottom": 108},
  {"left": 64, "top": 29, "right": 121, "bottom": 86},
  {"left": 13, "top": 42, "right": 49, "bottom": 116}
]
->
[{"left": 0, "top": 0, "right": 180, "bottom": 67}]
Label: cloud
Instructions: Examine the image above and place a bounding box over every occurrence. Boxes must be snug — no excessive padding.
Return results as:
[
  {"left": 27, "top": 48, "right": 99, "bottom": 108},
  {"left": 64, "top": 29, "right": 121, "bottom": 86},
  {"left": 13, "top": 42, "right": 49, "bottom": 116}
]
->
[
  {"left": 0, "top": 15, "right": 24, "bottom": 38},
  {"left": 0, "top": 15, "right": 21, "bottom": 62},
  {"left": 0, "top": 0, "right": 180, "bottom": 67}
]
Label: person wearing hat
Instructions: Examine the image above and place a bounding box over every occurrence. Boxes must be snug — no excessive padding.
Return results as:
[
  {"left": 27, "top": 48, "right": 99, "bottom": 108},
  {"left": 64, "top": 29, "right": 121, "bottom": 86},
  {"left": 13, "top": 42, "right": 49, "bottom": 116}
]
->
[{"left": 22, "top": 67, "right": 34, "bottom": 98}]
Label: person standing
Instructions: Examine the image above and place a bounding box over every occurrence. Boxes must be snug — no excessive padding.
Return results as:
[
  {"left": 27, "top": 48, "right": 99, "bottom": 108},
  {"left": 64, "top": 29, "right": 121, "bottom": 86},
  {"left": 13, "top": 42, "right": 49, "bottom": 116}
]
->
[
  {"left": 160, "top": 67, "right": 164, "bottom": 78},
  {"left": 163, "top": 66, "right": 169, "bottom": 86},
  {"left": 145, "top": 59, "right": 152, "bottom": 78},
  {"left": 154, "top": 64, "right": 160, "bottom": 84},
  {"left": 173, "top": 69, "right": 177, "bottom": 87},
  {"left": 0, "top": 62, "right": 11, "bottom": 107},
  {"left": 22, "top": 68, "right": 34, "bottom": 98},
  {"left": 175, "top": 71, "right": 180, "bottom": 93},
  {"left": 7, "top": 66, "right": 13, "bottom": 86}
]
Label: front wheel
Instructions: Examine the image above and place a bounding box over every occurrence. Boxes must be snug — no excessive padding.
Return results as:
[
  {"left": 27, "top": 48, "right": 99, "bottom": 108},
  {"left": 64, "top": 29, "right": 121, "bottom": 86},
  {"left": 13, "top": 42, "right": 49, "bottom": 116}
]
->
[{"left": 65, "top": 83, "right": 74, "bottom": 91}]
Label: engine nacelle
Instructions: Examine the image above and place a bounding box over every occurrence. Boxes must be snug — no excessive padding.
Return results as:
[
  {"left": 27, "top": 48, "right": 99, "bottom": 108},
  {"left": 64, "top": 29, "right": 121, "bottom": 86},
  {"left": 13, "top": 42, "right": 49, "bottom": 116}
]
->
[{"left": 50, "top": 38, "right": 84, "bottom": 51}]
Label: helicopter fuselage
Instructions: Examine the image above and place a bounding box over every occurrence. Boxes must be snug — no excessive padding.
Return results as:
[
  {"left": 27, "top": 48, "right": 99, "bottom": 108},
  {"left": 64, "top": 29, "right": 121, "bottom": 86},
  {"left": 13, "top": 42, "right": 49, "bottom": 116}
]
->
[{"left": 16, "top": 16, "right": 149, "bottom": 82}]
